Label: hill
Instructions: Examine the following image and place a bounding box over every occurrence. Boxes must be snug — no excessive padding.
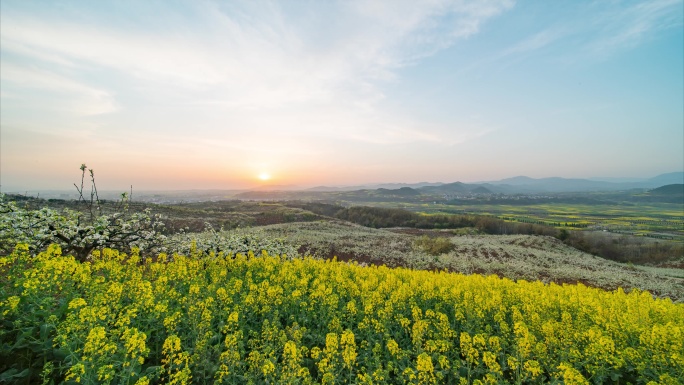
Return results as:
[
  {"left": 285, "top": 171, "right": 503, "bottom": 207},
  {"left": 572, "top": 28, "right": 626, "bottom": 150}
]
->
[
  {"left": 4, "top": 193, "right": 683, "bottom": 299},
  {"left": 634, "top": 184, "right": 684, "bottom": 204},
  {"left": 376, "top": 187, "right": 421, "bottom": 196},
  {"left": 225, "top": 173, "right": 684, "bottom": 198},
  {"left": 650, "top": 184, "right": 684, "bottom": 196},
  {"left": 649, "top": 172, "right": 684, "bottom": 186},
  {"left": 481, "top": 172, "right": 684, "bottom": 193},
  {"left": 221, "top": 221, "right": 684, "bottom": 301}
]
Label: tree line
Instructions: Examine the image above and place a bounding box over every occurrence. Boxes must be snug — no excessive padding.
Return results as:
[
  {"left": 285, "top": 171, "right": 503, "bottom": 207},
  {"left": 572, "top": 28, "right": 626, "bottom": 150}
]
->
[{"left": 288, "top": 203, "right": 683, "bottom": 266}]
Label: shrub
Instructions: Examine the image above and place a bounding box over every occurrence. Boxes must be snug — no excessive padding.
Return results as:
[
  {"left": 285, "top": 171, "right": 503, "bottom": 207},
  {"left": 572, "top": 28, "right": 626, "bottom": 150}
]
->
[
  {"left": 0, "top": 195, "right": 167, "bottom": 261},
  {"left": 413, "top": 235, "right": 455, "bottom": 255}
]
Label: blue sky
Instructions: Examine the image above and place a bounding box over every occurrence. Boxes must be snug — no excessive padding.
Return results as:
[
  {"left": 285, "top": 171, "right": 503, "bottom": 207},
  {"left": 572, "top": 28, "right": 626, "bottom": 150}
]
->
[{"left": 1, "top": 0, "right": 682, "bottom": 190}]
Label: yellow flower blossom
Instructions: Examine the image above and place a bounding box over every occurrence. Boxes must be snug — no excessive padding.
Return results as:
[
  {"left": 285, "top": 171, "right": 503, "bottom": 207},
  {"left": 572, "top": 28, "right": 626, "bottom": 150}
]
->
[
  {"left": 68, "top": 297, "right": 87, "bottom": 310},
  {"left": 3, "top": 246, "right": 683, "bottom": 384},
  {"left": 341, "top": 329, "right": 357, "bottom": 369},
  {"left": 558, "top": 363, "right": 589, "bottom": 385},
  {"left": 3, "top": 296, "right": 20, "bottom": 315},
  {"left": 262, "top": 359, "right": 275, "bottom": 376},
  {"left": 65, "top": 363, "right": 85, "bottom": 383},
  {"left": 387, "top": 339, "right": 400, "bottom": 357}
]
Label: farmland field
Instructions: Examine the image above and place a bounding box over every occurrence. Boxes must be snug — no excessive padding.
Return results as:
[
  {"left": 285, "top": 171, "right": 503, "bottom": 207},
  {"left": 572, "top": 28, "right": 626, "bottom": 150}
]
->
[
  {"left": 1, "top": 245, "right": 683, "bottom": 384},
  {"left": 216, "top": 221, "right": 684, "bottom": 301},
  {"left": 354, "top": 201, "right": 684, "bottom": 241},
  {"left": 2, "top": 194, "right": 684, "bottom": 383}
]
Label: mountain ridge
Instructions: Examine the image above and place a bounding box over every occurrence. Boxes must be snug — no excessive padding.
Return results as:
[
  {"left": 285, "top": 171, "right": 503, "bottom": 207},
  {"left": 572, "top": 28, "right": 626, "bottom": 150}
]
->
[{"left": 305, "top": 172, "right": 683, "bottom": 194}]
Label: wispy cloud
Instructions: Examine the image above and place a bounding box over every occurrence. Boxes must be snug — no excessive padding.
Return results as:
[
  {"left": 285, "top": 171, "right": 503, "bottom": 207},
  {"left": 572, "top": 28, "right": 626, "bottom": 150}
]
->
[
  {"left": 585, "top": 0, "right": 683, "bottom": 56},
  {"left": 495, "top": 0, "right": 682, "bottom": 65},
  {"left": 501, "top": 28, "right": 566, "bottom": 57},
  {"left": 0, "top": 0, "right": 512, "bottom": 146},
  {"left": 0, "top": 63, "right": 118, "bottom": 116}
]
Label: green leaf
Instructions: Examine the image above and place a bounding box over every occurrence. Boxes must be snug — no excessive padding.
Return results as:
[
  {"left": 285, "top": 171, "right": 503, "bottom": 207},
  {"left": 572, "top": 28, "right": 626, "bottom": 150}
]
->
[{"left": 0, "top": 368, "right": 31, "bottom": 381}]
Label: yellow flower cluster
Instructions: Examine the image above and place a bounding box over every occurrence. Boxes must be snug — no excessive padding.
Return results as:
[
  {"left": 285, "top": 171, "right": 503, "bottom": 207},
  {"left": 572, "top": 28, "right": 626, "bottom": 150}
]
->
[{"left": 1, "top": 244, "right": 683, "bottom": 384}]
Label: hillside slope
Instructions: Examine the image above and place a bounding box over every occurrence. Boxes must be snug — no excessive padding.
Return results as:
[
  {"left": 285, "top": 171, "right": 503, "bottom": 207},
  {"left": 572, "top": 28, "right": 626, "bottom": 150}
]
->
[
  {"left": 223, "top": 221, "right": 684, "bottom": 301},
  {"left": 650, "top": 184, "right": 684, "bottom": 196}
]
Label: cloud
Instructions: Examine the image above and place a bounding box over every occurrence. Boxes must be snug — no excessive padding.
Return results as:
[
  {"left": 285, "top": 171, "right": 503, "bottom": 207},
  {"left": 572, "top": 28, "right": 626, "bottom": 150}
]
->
[
  {"left": 586, "top": 0, "right": 683, "bottom": 55},
  {"left": 0, "top": 18, "right": 225, "bottom": 87},
  {"left": 495, "top": 0, "right": 683, "bottom": 64},
  {"left": 343, "top": 0, "right": 515, "bottom": 66},
  {"left": 0, "top": 0, "right": 512, "bottom": 146},
  {"left": 0, "top": 63, "right": 118, "bottom": 116},
  {"left": 502, "top": 28, "right": 565, "bottom": 57}
]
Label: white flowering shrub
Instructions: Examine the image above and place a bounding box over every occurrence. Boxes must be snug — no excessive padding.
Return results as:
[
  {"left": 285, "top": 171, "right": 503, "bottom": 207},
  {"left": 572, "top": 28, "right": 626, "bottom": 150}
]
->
[
  {"left": 1, "top": 195, "right": 299, "bottom": 261},
  {"left": 166, "top": 223, "right": 299, "bottom": 259},
  {"left": 0, "top": 195, "right": 166, "bottom": 261}
]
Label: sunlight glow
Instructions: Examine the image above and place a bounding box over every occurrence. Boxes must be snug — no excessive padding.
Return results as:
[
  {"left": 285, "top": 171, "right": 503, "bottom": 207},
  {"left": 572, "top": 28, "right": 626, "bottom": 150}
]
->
[{"left": 258, "top": 172, "right": 271, "bottom": 181}]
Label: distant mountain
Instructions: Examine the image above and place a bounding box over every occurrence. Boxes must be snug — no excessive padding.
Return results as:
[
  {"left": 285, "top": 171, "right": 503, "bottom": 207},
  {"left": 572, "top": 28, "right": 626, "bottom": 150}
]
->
[
  {"left": 480, "top": 173, "right": 684, "bottom": 193},
  {"left": 368, "top": 182, "right": 444, "bottom": 189},
  {"left": 649, "top": 184, "right": 684, "bottom": 196},
  {"left": 334, "top": 173, "right": 684, "bottom": 196},
  {"left": 648, "top": 172, "right": 684, "bottom": 186},
  {"left": 306, "top": 182, "right": 443, "bottom": 192},
  {"left": 492, "top": 176, "right": 537, "bottom": 186},
  {"left": 637, "top": 184, "right": 684, "bottom": 203},
  {"left": 376, "top": 187, "right": 421, "bottom": 196},
  {"left": 420, "top": 182, "right": 471, "bottom": 194},
  {"left": 243, "top": 172, "right": 684, "bottom": 197},
  {"left": 470, "top": 186, "right": 493, "bottom": 194},
  {"left": 488, "top": 176, "right": 630, "bottom": 192},
  {"left": 306, "top": 186, "right": 347, "bottom": 192},
  {"left": 419, "top": 182, "right": 493, "bottom": 194},
  {"left": 587, "top": 177, "right": 647, "bottom": 183}
]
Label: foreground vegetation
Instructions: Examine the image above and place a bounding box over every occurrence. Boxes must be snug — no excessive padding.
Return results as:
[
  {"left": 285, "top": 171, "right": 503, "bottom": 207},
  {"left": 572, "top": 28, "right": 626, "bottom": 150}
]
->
[
  {"left": 2, "top": 180, "right": 683, "bottom": 383},
  {"left": 2, "top": 245, "right": 683, "bottom": 384}
]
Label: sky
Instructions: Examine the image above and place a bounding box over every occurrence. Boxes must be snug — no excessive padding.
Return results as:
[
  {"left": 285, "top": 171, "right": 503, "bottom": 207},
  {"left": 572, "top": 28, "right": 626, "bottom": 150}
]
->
[{"left": 1, "top": 0, "right": 683, "bottom": 191}]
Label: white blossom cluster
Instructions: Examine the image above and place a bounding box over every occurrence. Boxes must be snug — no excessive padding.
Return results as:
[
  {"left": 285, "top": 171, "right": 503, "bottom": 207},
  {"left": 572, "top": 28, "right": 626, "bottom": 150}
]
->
[
  {"left": 0, "top": 195, "right": 166, "bottom": 261},
  {"left": 165, "top": 223, "right": 299, "bottom": 259}
]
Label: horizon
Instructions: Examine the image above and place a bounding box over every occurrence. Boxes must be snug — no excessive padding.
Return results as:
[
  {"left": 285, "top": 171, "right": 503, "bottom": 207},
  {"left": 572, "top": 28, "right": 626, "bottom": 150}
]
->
[
  {"left": 1, "top": 171, "right": 681, "bottom": 195},
  {"left": 2, "top": 1, "right": 683, "bottom": 191}
]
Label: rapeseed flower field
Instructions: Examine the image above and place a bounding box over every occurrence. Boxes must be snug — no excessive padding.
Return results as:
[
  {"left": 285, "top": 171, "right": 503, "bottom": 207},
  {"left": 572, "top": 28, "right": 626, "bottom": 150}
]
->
[{"left": 1, "top": 244, "right": 682, "bottom": 384}]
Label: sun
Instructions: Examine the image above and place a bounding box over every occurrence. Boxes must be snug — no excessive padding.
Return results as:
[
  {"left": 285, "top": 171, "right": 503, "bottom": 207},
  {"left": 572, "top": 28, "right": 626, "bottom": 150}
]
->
[{"left": 258, "top": 172, "right": 271, "bottom": 181}]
